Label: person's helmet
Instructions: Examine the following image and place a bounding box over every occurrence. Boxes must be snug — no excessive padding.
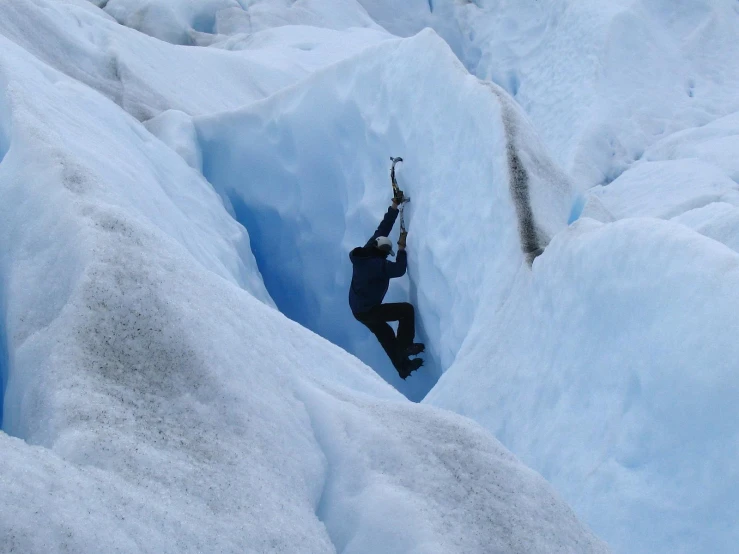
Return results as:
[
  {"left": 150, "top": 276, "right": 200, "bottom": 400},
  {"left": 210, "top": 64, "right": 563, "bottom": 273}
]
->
[{"left": 374, "top": 236, "right": 395, "bottom": 257}]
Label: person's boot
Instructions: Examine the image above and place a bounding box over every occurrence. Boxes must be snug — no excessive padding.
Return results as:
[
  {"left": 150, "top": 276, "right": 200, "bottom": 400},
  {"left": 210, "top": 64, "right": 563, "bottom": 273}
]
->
[
  {"left": 405, "top": 343, "right": 425, "bottom": 356},
  {"left": 398, "top": 358, "right": 423, "bottom": 380}
]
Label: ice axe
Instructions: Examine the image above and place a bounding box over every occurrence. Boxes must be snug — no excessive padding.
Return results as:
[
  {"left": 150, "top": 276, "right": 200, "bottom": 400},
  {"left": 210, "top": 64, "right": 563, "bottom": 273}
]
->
[{"left": 390, "top": 156, "right": 409, "bottom": 233}]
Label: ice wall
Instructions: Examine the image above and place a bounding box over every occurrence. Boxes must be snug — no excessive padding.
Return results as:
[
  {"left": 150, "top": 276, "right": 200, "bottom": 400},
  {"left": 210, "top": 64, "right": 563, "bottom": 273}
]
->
[{"left": 195, "top": 30, "right": 571, "bottom": 399}]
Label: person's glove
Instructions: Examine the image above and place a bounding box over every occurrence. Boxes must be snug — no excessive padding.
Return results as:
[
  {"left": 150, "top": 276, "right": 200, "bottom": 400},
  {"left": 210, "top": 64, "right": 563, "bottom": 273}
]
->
[
  {"left": 397, "top": 231, "right": 407, "bottom": 249},
  {"left": 393, "top": 189, "right": 405, "bottom": 205}
]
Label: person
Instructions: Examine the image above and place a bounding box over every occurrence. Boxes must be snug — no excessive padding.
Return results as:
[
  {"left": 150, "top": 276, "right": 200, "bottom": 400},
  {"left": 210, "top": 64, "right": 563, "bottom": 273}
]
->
[{"left": 349, "top": 198, "right": 424, "bottom": 379}]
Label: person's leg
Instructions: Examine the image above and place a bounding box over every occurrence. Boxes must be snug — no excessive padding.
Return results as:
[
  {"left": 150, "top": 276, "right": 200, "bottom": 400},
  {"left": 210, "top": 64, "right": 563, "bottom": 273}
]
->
[
  {"left": 370, "top": 302, "right": 415, "bottom": 353},
  {"left": 393, "top": 302, "right": 415, "bottom": 352},
  {"left": 355, "top": 310, "right": 403, "bottom": 369},
  {"left": 372, "top": 303, "right": 423, "bottom": 379}
]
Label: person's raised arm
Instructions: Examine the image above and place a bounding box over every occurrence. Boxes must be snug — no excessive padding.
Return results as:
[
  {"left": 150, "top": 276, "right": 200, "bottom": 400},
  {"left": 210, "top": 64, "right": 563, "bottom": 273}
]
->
[{"left": 366, "top": 201, "right": 400, "bottom": 245}]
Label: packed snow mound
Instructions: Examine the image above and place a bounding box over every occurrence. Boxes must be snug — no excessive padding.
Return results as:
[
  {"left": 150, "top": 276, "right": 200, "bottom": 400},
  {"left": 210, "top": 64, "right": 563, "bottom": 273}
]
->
[
  {"left": 0, "top": 18, "right": 608, "bottom": 554},
  {"left": 426, "top": 216, "right": 739, "bottom": 554},
  {"left": 0, "top": 0, "right": 389, "bottom": 121},
  {"left": 194, "top": 29, "right": 572, "bottom": 399}
]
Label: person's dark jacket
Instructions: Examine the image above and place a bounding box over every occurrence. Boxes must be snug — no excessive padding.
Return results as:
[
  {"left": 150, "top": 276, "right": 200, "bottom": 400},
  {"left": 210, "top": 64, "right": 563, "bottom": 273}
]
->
[{"left": 349, "top": 207, "right": 407, "bottom": 315}]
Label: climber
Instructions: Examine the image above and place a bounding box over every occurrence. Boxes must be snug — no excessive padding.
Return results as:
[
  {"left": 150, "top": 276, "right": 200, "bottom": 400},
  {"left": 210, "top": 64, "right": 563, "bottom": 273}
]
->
[{"left": 348, "top": 197, "right": 424, "bottom": 380}]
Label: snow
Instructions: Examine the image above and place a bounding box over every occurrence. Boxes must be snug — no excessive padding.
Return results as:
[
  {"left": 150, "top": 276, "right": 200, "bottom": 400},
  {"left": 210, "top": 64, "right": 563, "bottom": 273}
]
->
[
  {"left": 0, "top": 0, "right": 608, "bottom": 552},
  {"left": 2, "top": 0, "right": 738, "bottom": 552}
]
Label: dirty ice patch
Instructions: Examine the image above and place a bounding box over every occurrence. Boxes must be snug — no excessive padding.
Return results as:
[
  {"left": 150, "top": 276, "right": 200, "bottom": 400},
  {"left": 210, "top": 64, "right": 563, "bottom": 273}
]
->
[
  {"left": 491, "top": 83, "right": 572, "bottom": 262},
  {"left": 426, "top": 217, "right": 739, "bottom": 554},
  {"left": 195, "top": 30, "right": 572, "bottom": 399}
]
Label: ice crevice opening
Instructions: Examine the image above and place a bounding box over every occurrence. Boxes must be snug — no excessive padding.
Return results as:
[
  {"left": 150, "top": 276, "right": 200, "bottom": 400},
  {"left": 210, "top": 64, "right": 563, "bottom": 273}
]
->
[{"left": 188, "top": 31, "right": 574, "bottom": 402}]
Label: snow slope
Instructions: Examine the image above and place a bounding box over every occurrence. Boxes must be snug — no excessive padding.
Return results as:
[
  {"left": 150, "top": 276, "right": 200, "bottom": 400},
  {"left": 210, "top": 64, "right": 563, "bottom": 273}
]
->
[
  {"left": 426, "top": 216, "right": 739, "bottom": 554},
  {"left": 0, "top": 3, "right": 608, "bottom": 553}
]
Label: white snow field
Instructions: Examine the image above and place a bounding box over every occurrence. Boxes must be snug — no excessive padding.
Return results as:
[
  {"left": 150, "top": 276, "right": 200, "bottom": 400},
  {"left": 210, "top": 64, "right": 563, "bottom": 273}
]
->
[
  {"left": 0, "top": 1, "right": 609, "bottom": 554},
  {"left": 1, "top": 0, "right": 738, "bottom": 553}
]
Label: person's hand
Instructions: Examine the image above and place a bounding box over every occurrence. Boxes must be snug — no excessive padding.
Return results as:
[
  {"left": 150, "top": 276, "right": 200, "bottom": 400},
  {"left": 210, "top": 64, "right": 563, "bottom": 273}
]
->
[
  {"left": 398, "top": 231, "right": 407, "bottom": 250},
  {"left": 391, "top": 199, "right": 399, "bottom": 210},
  {"left": 393, "top": 190, "right": 405, "bottom": 205}
]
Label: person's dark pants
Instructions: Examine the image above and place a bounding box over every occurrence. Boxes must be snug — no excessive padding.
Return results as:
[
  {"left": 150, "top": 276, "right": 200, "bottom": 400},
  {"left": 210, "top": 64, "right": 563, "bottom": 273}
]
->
[{"left": 354, "top": 302, "right": 415, "bottom": 370}]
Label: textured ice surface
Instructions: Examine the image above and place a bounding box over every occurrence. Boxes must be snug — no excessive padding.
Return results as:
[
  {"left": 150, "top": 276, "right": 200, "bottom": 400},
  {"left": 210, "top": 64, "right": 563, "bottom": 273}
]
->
[{"left": 0, "top": 4, "right": 607, "bottom": 553}]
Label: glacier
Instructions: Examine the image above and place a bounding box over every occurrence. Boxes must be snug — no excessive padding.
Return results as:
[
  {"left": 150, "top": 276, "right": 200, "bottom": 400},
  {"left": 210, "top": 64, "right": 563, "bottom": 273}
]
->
[{"left": 1, "top": 0, "right": 738, "bottom": 553}]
